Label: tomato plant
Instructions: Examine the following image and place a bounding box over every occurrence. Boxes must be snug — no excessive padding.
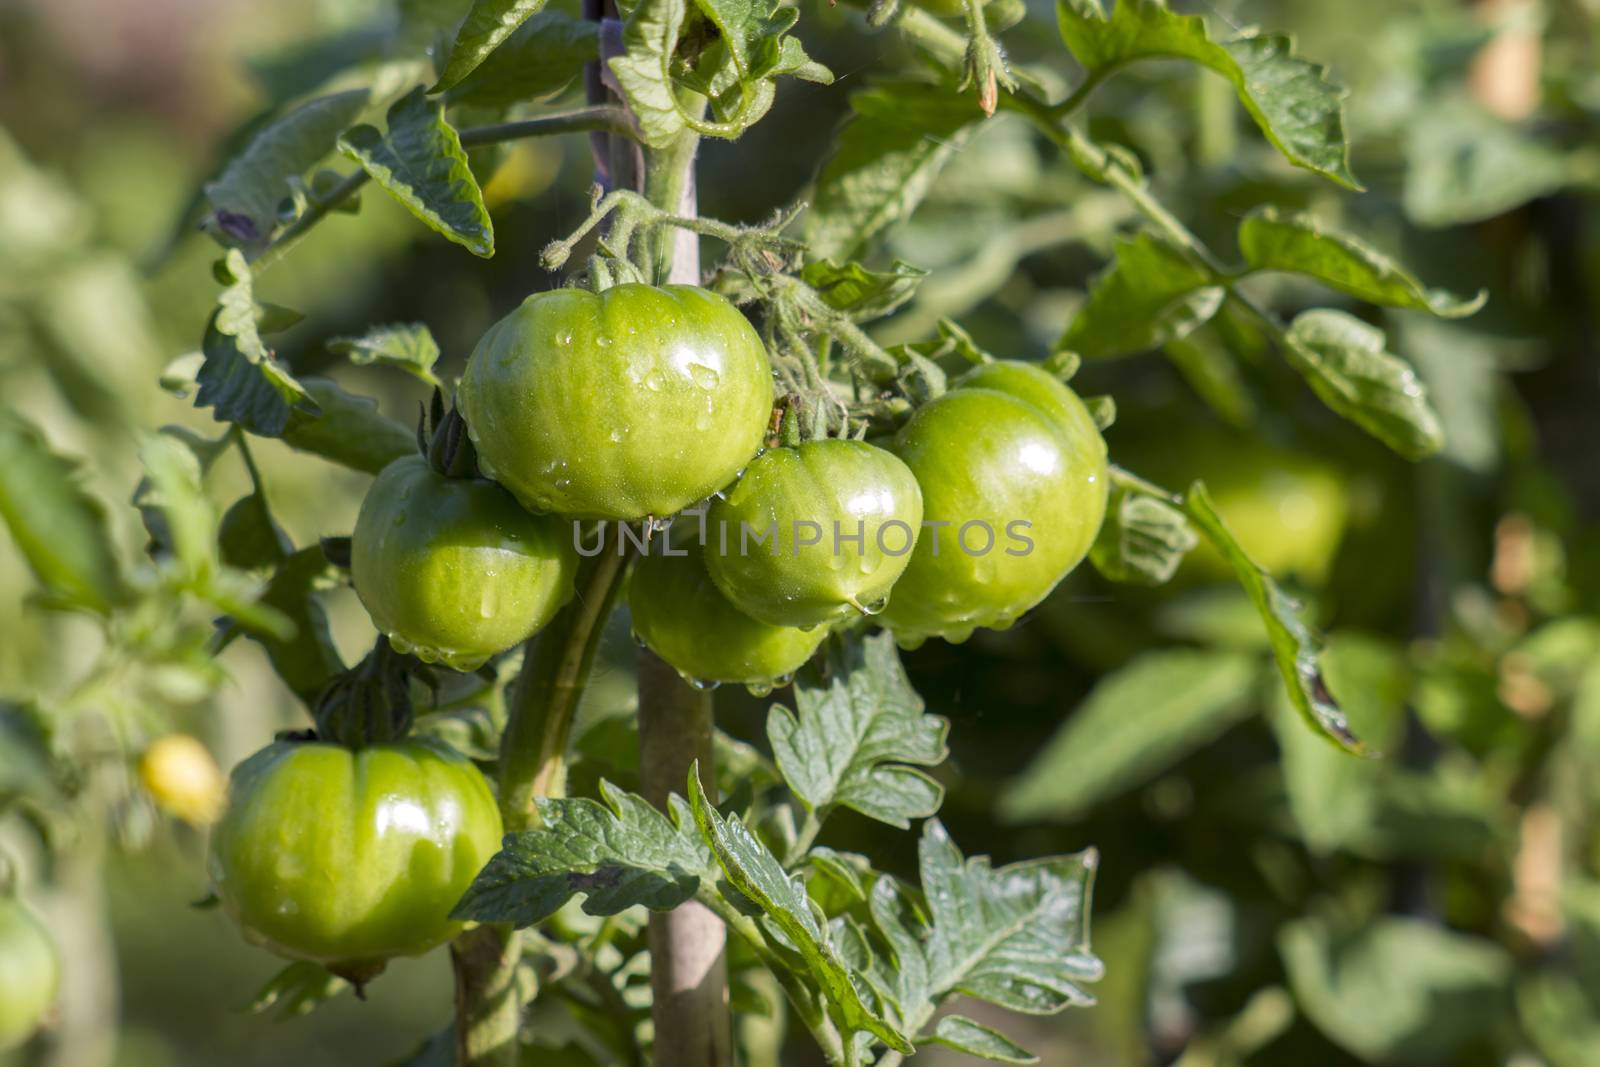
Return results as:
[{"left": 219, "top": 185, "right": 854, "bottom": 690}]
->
[{"left": 6, "top": 0, "right": 1596, "bottom": 1064}]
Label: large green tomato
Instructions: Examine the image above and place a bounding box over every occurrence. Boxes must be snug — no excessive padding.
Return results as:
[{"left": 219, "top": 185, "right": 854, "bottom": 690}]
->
[
  {"left": 881, "top": 361, "right": 1108, "bottom": 647},
  {"left": 630, "top": 542, "right": 825, "bottom": 690},
  {"left": 0, "top": 898, "right": 57, "bottom": 1052},
  {"left": 352, "top": 456, "right": 578, "bottom": 671},
  {"left": 209, "top": 738, "right": 502, "bottom": 976},
  {"left": 459, "top": 284, "right": 774, "bottom": 520},
  {"left": 704, "top": 440, "right": 923, "bottom": 628}
]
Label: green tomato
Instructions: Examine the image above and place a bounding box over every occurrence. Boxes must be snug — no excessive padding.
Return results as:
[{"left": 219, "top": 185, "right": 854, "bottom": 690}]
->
[
  {"left": 352, "top": 455, "right": 578, "bottom": 671},
  {"left": 704, "top": 440, "right": 924, "bottom": 628},
  {"left": 1121, "top": 428, "right": 1349, "bottom": 584},
  {"left": 629, "top": 542, "right": 826, "bottom": 690},
  {"left": 209, "top": 738, "right": 503, "bottom": 976},
  {"left": 881, "top": 362, "right": 1108, "bottom": 647},
  {"left": 459, "top": 284, "right": 774, "bottom": 520},
  {"left": 0, "top": 898, "right": 58, "bottom": 1052}
]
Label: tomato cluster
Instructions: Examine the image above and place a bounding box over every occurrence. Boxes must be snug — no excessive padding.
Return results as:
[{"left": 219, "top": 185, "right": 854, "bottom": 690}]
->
[{"left": 211, "top": 282, "right": 1110, "bottom": 973}]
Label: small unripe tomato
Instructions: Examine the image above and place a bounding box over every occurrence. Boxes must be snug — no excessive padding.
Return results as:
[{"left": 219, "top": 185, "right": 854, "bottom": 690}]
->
[
  {"left": 458, "top": 284, "right": 775, "bottom": 520},
  {"left": 0, "top": 897, "right": 58, "bottom": 1051},
  {"left": 881, "top": 361, "right": 1108, "bottom": 647},
  {"left": 352, "top": 456, "right": 578, "bottom": 671},
  {"left": 209, "top": 738, "right": 502, "bottom": 977},
  {"left": 138, "top": 733, "right": 226, "bottom": 826},
  {"left": 629, "top": 542, "right": 825, "bottom": 691},
  {"left": 705, "top": 440, "right": 923, "bottom": 628}
]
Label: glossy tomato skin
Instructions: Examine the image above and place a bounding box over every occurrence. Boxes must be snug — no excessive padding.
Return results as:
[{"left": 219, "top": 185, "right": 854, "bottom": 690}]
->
[
  {"left": 0, "top": 898, "right": 58, "bottom": 1052},
  {"left": 630, "top": 543, "right": 825, "bottom": 688},
  {"left": 882, "top": 363, "right": 1108, "bottom": 647},
  {"left": 705, "top": 440, "right": 923, "bottom": 628},
  {"left": 209, "top": 738, "right": 502, "bottom": 971},
  {"left": 459, "top": 284, "right": 774, "bottom": 520},
  {"left": 352, "top": 456, "right": 578, "bottom": 671}
]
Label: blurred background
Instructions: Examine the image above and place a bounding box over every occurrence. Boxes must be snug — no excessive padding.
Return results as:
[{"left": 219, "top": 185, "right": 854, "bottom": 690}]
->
[{"left": 2, "top": 0, "right": 1599, "bottom": 1063}]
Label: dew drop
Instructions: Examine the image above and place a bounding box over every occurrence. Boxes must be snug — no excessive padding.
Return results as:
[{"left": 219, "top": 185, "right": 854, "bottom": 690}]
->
[
  {"left": 860, "top": 596, "right": 889, "bottom": 616},
  {"left": 745, "top": 680, "right": 774, "bottom": 698},
  {"left": 644, "top": 372, "right": 663, "bottom": 391},
  {"left": 608, "top": 428, "right": 623, "bottom": 443},
  {"left": 686, "top": 675, "right": 722, "bottom": 691},
  {"left": 479, "top": 587, "right": 498, "bottom": 619},
  {"left": 687, "top": 363, "right": 720, "bottom": 390}
]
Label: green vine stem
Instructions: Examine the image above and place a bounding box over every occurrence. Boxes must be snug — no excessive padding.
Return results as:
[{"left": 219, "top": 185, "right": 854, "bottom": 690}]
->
[{"left": 498, "top": 521, "right": 631, "bottom": 830}]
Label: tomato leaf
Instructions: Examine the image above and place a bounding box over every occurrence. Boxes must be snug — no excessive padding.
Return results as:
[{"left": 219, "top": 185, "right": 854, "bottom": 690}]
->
[
  {"left": 1000, "top": 650, "right": 1256, "bottom": 821},
  {"left": 1404, "top": 101, "right": 1570, "bottom": 229},
  {"left": 338, "top": 87, "right": 494, "bottom": 257},
  {"left": 801, "top": 259, "right": 927, "bottom": 322},
  {"left": 432, "top": 0, "right": 551, "bottom": 94},
  {"left": 1088, "top": 486, "right": 1197, "bottom": 587},
  {"left": 768, "top": 632, "right": 949, "bottom": 830},
  {"left": 1056, "top": 0, "right": 1359, "bottom": 189},
  {"left": 805, "top": 84, "right": 983, "bottom": 262},
  {"left": 928, "top": 1015, "right": 1039, "bottom": 1064},
  {"left": 1280, "top": 916, "right": 1512, "bottom": 1062},
  {"left": 0, "top": 411, "right": 128, "bottom": 614},
  {"left": 453, "top": 780, "right": 716, "bottom": 927},
  {"left": 686, "top": 767, "right": 912, "bottom": 1053},
  {"left": 1281, "top": 309, "right": 1443, "bottom": 461},
  {"left": 862, "top": 821, "right": 1101, "bottom": 1047},
  {"left": 203, "top": 90, "right": 369, "bottom": 255},
  {"left": 1238, "top": 207, "right": 1486, "bottom": 318},
  {"left": 214, "top": 545, "right": 347, "bottom": 705},
  {"left": 192, "top": 251, "right": 319, "bottom": 437},
  {"left": 441, "top": 12, "right": 597, "bottom": 108},
  {"left": 280, "top": 378, "right": 421, "bottom": 475},
  {"left": 1057, "top": 232, "right": 1223, "bottom": 358},
  {"left": 327, "top": 323, "right": 442, "bottom": 387},
  {"left": 1182, "top": 481, "right": 1361, "bottom": 751},
  {"left": 1162, "top": 325, "right": 1256, "bottom": 428}
]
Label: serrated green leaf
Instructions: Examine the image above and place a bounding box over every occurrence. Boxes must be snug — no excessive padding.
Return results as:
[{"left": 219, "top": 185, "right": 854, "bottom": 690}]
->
[
  {"left": 1238, "top": 207, "right": 1485, "bottom": 318},
  {"left": 1162, "top": 326, "right": 1255, "bottom": 428},
  {"left": 193, "top": 251, "right": 318, "bottom": 437},
  {"left": 1056, "top": 0, "right": 1358, "bottom": 188},
  {"left": 338, "top": 87, "right": 493, "bottom": 256},
  {"left": 929, "top": 1015, "right": 1038, "bottom": 1063},
  {"left": 1280, "top": 916, "right": 1511, "bottom": 1062},
  {"left": 248, "top": 961, "right": 350, "bottom": 1020},
  {"left": 454, "top": 781, "right": 715, "bottom": 927},
  {"left": 1000, "top": 649, "right": 1255, "bottom": 821},
  {"left": 1281, "top": 309, "right": 1443, "bottom": 461},
  {"left": 800, "top": 259, "right": 927, "bottom": 322},
  {"left": 1182, "top": 481, "right": 1360, "bottom": 751},
  {"left": 867, "top": 821, "right": 1102, "bottom": 1041},
  {"left": 768, "top": 632, "right": 949, "bottom": 829},
  {"left": 1089, "top": 485, "right": 1198, "bottom": 586},
  {"left": 432, "top": 0, "right": 547, "bottom": 94},
  {"left": 280, "top": 379, "right": 419, "bottom": 474},
  {"left": 806, "top": 84, "right": 983, "bottom": 261},
  {"left": 687, "top": 769, "right": 911, "bottom": 1052},
  {"left": 204, "top": 90, "right": 369, "bottom": 254},
  {"left": 1057, "top": 232, "right": 1222, "bottom": 358},
  {"left": 442, "top": 12, "right": 597, "bottom": 108},
  {"left": 327, "top": 323, "right": 442, "bottom": 386},
  {"left": 0, "top": 410, "right": 127, "bottom": 614}
]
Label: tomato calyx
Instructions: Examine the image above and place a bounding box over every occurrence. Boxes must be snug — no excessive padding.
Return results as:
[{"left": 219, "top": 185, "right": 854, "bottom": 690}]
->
[
  {"left": 313, "top": 637, "right": 415, "bottom": 748},
  {"left": 416, "top": 388, "right": 479, "bottom": 481}
]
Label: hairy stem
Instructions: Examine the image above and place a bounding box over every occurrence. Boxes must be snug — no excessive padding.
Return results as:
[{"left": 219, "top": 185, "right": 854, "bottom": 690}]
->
[
  {"left": 498, "top": 522, "right": 631, "bottom": 829},
  {"left": 450, "top": 925, "right": 523, "bottom": 1067}
]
